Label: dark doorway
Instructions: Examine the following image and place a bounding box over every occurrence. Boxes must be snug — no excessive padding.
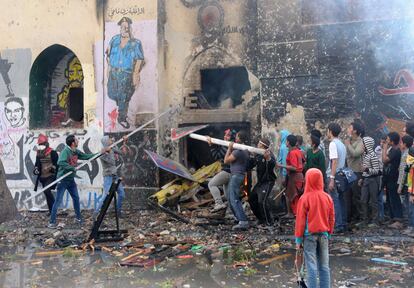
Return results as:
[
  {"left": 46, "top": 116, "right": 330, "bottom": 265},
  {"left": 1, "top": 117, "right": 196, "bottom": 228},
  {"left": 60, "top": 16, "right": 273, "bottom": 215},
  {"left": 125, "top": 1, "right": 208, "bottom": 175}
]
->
[
  {"left": 200, "top": 67, "right": 251, "bottom": 108},
  {"left": 68, "top": 88, "right": 84, "bottom": 122},
  {"left": 183, "top": 122, "right": 251, "bottom": 170}
]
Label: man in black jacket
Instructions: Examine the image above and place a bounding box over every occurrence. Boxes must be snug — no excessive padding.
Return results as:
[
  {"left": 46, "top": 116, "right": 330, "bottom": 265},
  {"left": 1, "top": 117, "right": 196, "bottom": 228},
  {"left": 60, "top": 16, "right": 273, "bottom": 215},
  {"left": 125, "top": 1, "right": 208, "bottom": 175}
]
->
[
  {"left": 248, "top": 138, "right": 276, "bottom": 225},
  {"left": 33, "top": 134, "right": 58, "bottom": 213}
]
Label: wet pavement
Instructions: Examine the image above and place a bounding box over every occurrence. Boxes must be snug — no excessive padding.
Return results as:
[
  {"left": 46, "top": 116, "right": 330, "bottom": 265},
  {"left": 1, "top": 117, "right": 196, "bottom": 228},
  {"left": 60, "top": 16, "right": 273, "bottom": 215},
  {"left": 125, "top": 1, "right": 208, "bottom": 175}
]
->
[{"left": 0, "top": 210, "right": 413, "bottom": 287}]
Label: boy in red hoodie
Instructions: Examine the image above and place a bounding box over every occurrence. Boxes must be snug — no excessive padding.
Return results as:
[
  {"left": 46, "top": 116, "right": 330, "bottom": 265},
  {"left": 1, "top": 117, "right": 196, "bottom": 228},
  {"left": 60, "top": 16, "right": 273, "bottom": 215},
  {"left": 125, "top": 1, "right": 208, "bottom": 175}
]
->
[{"left": 295, "top": 168, "right": 335, "bottom": 288}]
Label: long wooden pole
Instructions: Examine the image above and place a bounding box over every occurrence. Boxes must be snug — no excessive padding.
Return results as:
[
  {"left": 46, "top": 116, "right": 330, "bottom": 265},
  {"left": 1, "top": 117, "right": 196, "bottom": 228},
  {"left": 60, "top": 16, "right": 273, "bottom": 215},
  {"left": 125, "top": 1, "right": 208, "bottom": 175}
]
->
[
  {"left": 24, "top": 108, "right": 172, "bottom": 205},
  {"left": 188, "top": 133, "right": 266, "bottom": 155}
]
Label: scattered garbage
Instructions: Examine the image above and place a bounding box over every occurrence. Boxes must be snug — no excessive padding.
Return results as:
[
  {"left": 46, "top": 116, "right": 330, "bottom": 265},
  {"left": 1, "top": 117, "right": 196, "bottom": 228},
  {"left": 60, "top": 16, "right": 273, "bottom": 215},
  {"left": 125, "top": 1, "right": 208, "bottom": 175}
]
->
[{"left": 371, "top": 258, "right": 408, "bottom": 266}]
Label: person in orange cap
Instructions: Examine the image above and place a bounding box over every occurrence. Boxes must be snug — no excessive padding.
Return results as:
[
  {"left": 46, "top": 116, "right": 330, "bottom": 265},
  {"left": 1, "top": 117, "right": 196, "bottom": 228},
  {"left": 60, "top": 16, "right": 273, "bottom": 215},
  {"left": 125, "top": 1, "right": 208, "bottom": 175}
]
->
[{"left": 33, "top": 134, "right": 59, "bottom": 213}]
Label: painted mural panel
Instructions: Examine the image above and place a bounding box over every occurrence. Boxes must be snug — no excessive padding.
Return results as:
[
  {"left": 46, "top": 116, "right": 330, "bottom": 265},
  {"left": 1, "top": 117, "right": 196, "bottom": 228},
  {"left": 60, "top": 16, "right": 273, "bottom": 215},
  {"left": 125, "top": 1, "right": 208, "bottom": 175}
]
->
[
  {"left": 0, "top": 49, "right": 31, "bottom": 102},
  {"left": 105, "top": 130, "right": 158, "bottom": 187},
  {"left": 103, "top": 18, "right": 158, "bottom": 132}
]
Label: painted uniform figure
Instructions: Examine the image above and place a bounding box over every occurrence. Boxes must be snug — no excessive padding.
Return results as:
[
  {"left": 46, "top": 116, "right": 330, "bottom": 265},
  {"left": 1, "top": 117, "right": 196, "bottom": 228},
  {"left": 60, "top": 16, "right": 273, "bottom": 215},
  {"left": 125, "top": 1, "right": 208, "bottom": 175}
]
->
[{"left": 107, "top": 16, "right": 144, "bottom": 129}]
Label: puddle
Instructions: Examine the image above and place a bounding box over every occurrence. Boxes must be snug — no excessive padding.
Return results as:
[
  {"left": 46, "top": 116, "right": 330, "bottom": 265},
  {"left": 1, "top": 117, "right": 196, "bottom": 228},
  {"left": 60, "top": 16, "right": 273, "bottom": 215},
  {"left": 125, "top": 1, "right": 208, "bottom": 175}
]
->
[{"left": 0, "top": 241, "right": 413, "bottom": 288}]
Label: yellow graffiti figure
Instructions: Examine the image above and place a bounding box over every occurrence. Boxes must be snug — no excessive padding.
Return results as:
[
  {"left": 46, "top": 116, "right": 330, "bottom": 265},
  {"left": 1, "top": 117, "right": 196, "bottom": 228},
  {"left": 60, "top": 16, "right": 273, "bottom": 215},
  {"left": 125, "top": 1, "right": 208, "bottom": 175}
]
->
[{"left": 57, "top": 56, "right": 83, "bottom": 109}]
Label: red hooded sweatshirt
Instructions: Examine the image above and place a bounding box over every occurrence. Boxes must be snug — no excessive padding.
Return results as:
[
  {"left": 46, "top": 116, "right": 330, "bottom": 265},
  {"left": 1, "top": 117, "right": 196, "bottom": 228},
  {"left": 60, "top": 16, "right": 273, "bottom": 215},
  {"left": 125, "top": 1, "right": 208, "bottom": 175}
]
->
[{"left": 295, "top": 168, "right": 335, "bottom": 244}]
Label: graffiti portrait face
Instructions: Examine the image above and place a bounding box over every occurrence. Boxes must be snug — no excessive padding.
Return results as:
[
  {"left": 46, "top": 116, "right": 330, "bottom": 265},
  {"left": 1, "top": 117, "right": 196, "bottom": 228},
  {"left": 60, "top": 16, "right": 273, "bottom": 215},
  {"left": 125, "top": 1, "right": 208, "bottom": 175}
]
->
[
  {"left": 120, "top": 21, "right": 131, "bottom": 38},
  {"left": 4, "top": 97, "right": 25, "bottom": 128},
  {"left": 66, "top": 57, "right": 83, "bottom": 87}
]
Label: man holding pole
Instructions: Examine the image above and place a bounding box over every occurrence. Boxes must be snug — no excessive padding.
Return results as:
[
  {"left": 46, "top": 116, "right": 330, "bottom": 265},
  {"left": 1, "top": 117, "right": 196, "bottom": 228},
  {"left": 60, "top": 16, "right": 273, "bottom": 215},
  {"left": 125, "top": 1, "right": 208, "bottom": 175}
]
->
[
  {"left": 48, "top": 135, "right": 102, "bottom": 228},
  {"left": 224, "top": 130, "right": 250, "bottom": 231},
  {"left": 94, "top": 135, "right": 128, "bottom": 219}
]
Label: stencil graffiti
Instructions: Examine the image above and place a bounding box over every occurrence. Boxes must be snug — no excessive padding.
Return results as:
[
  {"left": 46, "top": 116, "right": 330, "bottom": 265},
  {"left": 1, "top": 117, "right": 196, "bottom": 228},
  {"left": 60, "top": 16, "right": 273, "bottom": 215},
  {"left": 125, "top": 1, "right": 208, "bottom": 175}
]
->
[
  {"left": 0, "top": 53, "right": 14, "bottom": 97},
  {"left": 4, "top": 96, "right": 26, "bottom": 128}
]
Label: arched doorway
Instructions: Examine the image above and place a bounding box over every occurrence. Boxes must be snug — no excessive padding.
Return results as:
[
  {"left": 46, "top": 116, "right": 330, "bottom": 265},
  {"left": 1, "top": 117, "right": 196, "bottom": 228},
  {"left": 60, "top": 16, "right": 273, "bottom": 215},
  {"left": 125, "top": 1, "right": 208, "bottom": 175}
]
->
[{"left": 29, "top": 44, "right": 84, "bottom": 129}]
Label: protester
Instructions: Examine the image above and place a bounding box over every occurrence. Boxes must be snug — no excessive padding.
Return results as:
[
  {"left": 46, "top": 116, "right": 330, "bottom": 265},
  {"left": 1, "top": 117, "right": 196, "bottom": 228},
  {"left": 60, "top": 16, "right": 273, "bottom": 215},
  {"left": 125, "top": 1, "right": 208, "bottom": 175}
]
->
[
  {"left": 326, "top": 123, "right": 347, "bottom": 233},
  {"left": 405, "top": 121, "right": 414, "bottom": 138},
  {"left": 359, "top": 136, "right": 382, "bottom": 227},
  {"left": 207, "top": 129, "right": 235, "bottom": 213},
  {"left": 94, "top": 135, "right": 128, "bottom": 219},
  {"left": 404, "top": 147, "right": 414, "bottom": 235},
  {"left": 33, "top": 134, "right": 58, "bottom": 214},
  {"left": 248, "top": 138, "right": 276, "bottom": 226},
  {"left": 397, "top": 135, "right": 413, "bottom": 217},
  {"left": 311, "top": 129, "right": 326, "bottom": 157},
  {"left": 277, "top": 134, "right": 304, "bottom": 217},
  {"left": 224, "top": 130, "right": 250, "bottom": 230},
  {"left": 382, "top": 131, "right": 403, "bottom": 221},
  {"left": 344, "top": 122, "right": 364, "bottom": 223},
  {"left": 376, "top": 135, "right": 387, "bottom": 221},
  {"left": 48, "top": 135, "right": 101, "bottom": 228},
  {"left": 295, "top": 168, "right": 335, "bottom": 288},
  {"left": 277, "top": 129, "right": 290, "bottom": 180},
  {"left": 304, "top": 134, "right": 326, "bottom": 178}
]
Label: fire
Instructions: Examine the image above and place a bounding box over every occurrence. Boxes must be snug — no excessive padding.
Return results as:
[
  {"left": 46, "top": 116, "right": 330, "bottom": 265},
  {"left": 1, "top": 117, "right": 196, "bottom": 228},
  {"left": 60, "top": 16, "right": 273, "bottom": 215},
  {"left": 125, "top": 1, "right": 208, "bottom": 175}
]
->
[{"left": 243, "top": 174, "right": 249, "bottom": 197}]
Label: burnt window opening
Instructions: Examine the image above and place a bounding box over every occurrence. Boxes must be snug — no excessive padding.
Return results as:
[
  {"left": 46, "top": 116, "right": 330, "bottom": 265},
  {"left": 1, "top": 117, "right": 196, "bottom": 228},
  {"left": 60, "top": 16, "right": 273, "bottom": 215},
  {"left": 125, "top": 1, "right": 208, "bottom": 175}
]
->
[
  {"left": 200, "top": 66, "right": 251, "bottom": 109},
  {"left": 183, "top": 122, "right": 251, "bottom": 171},
  {"left": 29, "top": 44, "right": 84, "bottom": 129}
]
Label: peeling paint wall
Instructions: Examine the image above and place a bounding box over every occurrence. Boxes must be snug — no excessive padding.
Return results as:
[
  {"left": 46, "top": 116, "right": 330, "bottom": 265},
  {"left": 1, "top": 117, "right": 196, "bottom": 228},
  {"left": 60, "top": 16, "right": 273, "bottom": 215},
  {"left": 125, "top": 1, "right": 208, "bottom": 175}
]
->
[
  {"left": 2, "top": 0, "right": 414, "bottom": 209},
  {"left": 159, "top": 0, "right": 261, "bottom": 167}
]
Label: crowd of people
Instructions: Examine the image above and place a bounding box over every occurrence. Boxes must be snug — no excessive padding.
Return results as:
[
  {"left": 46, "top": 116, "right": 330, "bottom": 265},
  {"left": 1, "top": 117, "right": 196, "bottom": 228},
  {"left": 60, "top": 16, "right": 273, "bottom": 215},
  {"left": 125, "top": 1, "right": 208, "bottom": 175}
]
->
[
  {"left": 206, "top": 121, "right": 414, "bottom": 287},
  {"left": 207, "top": 121, "right": 414, "bottom": 233},
  {"left": 31, "top": 121, "right": 414, "bottom": 287}
]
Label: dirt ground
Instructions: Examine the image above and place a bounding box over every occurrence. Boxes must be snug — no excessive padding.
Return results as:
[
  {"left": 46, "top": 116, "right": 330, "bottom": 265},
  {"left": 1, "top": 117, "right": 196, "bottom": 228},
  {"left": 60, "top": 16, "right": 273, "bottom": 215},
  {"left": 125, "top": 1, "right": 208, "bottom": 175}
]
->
[{"left": 0, "top": 209, "right": 413, "bottom": 287}]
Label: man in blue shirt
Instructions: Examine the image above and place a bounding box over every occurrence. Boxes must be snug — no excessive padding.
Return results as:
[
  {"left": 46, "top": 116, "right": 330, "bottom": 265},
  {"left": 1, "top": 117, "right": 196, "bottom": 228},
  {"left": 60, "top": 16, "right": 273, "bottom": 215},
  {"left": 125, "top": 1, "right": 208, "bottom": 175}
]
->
[{"left": 107, "top": 17, "right": 144, "bottom": 129}]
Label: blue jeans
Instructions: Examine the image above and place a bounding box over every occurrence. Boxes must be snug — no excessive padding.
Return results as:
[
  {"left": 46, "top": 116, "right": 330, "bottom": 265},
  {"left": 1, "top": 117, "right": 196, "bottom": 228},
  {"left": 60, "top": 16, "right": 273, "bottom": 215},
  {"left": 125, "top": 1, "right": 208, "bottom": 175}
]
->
[
  {"left": 50, "top": 179, "right": 81, "bottom": 224},
  {"left": 304, "top": 234, "right": 331, "bottom": 288},
  {"left": 95, "top": 176, "right": 125, "bottom": 214},
  {"left": 330, "top": 183, "right": 347, "bottom": 230},
  {"left": 228, "top": 174, "right": 247, "bottom": 222}
]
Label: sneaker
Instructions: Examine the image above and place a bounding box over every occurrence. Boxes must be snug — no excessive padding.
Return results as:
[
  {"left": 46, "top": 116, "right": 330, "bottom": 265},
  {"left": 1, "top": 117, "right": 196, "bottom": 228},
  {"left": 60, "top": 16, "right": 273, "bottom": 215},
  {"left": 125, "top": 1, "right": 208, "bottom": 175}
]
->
[
  {"left": 402, "top": 227, "right": 414, "bottom": 236},
  {"left": 232, "top": 221, "right": 249, "bottom": 231},
  {"left": 367, "top": 222, "right": 379, "bottom": 228},
  {"left": 76, "top": 218, "right": 84, "bottom": 227},
  {"left": 355, "top": 221, "right": 368, "bottom": 228},
  {"left": 119, "top": 120, "right": 130, "bottom": 129},
  {"left": 211, "top": 203, "right": 226, "bottom": 213},
  {"left": 48, "top": 222, "right": 57, "bottom": 229},
  {"left": 281, "top": 213, "right": 295, "bottom": 219}
]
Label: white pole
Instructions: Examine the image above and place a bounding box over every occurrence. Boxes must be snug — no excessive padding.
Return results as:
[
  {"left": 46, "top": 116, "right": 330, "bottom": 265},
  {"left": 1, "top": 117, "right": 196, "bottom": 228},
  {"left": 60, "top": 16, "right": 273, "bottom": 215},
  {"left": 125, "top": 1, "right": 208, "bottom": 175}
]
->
[
  {"left": 189, "top": 133, "right": 266, "bottom": 155},
  {"left": 24, "top": 108, "right": 172, "bottom": 205}
]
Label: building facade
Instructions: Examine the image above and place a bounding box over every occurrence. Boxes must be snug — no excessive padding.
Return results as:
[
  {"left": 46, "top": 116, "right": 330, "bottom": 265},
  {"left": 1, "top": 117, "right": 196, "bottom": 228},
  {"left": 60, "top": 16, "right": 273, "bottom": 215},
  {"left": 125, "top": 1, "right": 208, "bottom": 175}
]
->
[{"left": 1, "top": 0, "right": 414, "bottom": 210}]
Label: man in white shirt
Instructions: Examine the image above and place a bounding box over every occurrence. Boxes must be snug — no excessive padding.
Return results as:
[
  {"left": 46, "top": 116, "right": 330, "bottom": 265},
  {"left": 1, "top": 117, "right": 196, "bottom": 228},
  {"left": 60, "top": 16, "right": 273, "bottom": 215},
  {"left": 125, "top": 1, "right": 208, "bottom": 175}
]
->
[{"left": 326, "top": 123, "right": 347, "bottom": 233}]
